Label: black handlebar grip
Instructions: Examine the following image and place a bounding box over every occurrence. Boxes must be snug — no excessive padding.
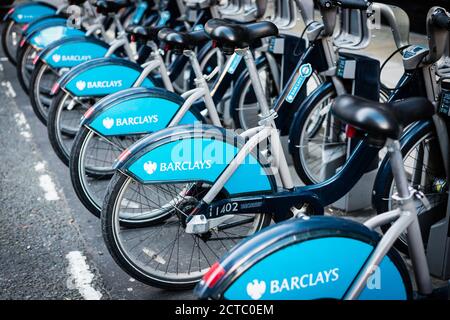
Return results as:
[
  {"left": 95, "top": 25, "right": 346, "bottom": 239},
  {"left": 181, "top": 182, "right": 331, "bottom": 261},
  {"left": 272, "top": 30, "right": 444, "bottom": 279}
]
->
[{"left": 432, "top": 9, "right": 450, "bottom": 30}]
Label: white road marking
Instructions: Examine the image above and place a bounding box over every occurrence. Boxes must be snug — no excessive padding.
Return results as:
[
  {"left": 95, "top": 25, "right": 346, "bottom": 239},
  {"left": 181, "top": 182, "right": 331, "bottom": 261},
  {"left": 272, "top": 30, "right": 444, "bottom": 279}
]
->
[
  {"left": 1, "top": 80, "right": 16, "bottom": 98},
  {"left": 34, "top": 161, "right": 46, "bottom": 172},
  {"left": 13, "top": 112, "right": 32, "bottom": 141},
  {"left": 66, "top": 251, "right": 102, "bottom": 300},
  {"left": 38, "top": 174, "right": 60, "bottom": 201}
]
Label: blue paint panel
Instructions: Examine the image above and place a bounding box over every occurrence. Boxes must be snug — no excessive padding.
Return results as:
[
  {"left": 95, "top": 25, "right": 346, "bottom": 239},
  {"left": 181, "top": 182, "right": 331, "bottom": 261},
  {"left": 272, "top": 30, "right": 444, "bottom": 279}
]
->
[
  {"left": 65, "top": 65, "right": 154, "bottom": 96},
  {"left": 88, "top": 97, "right": 197, "bottom": 136},
  {"left": 285, "top": 63, "right": 313, "bottom": 103},
  {"left": 127, "top": 138, "right": 272, "bottom": 195},
  {"left": 11, "top": 4, "right": 55, "bottom": 23},
  {"left": 224, "top": 237, "right": 407, "bottom": 300},
  {"left": 227, "top": 53, "right": 242, "bottom": 74},
  {"left": 29, "top": 25, "right": 84, "bottom": 49},
  {"left": 132, "top": 1, "right": 148, "bottom": 24},
  {"left": 156, "top": 11, "right": 171, "bottom": 27},
  {"left": 43, "top": 41, "right": 109, "bottom": 68}
]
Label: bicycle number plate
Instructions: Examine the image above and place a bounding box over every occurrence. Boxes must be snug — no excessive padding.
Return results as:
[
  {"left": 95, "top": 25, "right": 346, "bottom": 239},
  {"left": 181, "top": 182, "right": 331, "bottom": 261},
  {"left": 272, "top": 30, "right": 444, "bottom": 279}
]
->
[
  {"left": 337, "top": 57, "right": 356, "bottom": 79},
  {"left": 269, "top": 37, "right": 285, "bottom": 54},
  {"left": 439, "top": 87, "right": 450, "bottom": 116}
]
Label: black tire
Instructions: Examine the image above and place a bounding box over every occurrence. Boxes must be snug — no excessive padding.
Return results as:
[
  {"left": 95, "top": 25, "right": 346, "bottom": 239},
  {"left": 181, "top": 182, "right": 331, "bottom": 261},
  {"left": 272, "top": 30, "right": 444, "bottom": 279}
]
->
[
  {"left": 372, "top": 121, "right": 447, "bottom": 255},
  {"left": 16, "top": 42, "right": 36, "bottom": 94},
  {"left": 1, "top": 18, "right": 21, "bottom": 65},
  {"left": 290, "top": 83, "right": 338, "bottom": 185},
  {"left": 290, "top": 85, "right": 390, "bottom": 185},
  {"left": 29, "top": 60, "right": 60, "bottom": 125},
  {"left": 101, "top": 172, "right": 272, "bottom": 289},
  {"left": 230, "top": 60, "right": 277, "bottom": 131},
  {"left": 70, "top": 126, "right": 142, "bottom": 217},
  {"left": 47, "top": 89, "right": 90, "bottom": 166}
]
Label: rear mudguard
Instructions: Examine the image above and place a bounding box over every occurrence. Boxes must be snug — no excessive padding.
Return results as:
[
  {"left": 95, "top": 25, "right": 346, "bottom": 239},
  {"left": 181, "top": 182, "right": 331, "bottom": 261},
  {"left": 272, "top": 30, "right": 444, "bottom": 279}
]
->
[
  {"left": 54, "top": 58, "right": 157, "bottom": 97},
  {"left": 195, "top": 216, "right": 412, "bottom": 300},
  {"left": 81, "top": 87, "right": 204, "bottom": 136},
  {"left": 115, "top": 124, "right": 277, "bottom": 196},
  {"left": 5, "top": 1, "right": 56, "bottom": 24},
  {"left": 22, "top": 15, "right": 67, "bottom": 37},
  {"left": 23, "top": 23, "right": 85, "bottom": 50},
  {"left": 38, "top": 36, "right": 111, "bottom": 69}
]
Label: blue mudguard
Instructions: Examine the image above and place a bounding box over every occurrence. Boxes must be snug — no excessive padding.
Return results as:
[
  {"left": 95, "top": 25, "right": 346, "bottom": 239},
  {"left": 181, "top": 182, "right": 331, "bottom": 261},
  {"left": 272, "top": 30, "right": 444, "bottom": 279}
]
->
[
  {"left": 22, "top": 16, "right": 68, "bottom": 37},
  {"left": 114, "top": 124, "right": 277, "bottom": 196},
  {"left": 81, "top": 87, "right": 204, "bottom": 136},
  {"left": 38, "top": 36, "right": 111, "bottom": 69},
  {"left": 53, "top": 58, "right": 157, "bottom": 97},
  {"left": 24, "top": 24, "right": 85, "bottom": 50},
  {"left": 5, "top": 1, "right": 56, "bottom": 24},
  {"left": 195, "top": 216, "right": 413, "bottom": 300}
]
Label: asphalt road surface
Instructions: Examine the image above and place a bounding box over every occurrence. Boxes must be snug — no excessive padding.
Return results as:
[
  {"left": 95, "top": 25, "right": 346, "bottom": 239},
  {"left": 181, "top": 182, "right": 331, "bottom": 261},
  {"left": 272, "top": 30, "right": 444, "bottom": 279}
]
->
[{"left": 0, "top": 53, "right": 193, "bottom": 300}]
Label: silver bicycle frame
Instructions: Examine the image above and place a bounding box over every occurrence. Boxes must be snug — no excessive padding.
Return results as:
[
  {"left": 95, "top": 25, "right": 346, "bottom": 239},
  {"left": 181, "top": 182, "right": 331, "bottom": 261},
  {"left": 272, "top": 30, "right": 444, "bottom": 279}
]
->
[
  {"left": 193, "top": 48, "right": 295, "bottom": 207},
  {"left": 344, "top": 138, "right": 433, "bottom": 299},
  {"left": 167, "top": 50, "right": 221, "bottom": 127},
  {"left": 133, "top": 42, "right": 174, "bottom": 92}
]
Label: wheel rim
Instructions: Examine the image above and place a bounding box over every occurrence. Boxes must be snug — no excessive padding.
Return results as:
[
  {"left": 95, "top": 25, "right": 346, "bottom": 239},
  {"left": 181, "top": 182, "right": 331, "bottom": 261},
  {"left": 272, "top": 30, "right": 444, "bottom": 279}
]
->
[
  {"left": 5, "top": 21, "right": 21, "bottom": 62},
  {"left": 78, "top": 129, "right": 143, "bottom": 211},
  {"left": 387, "top": 133, "right": 447, "bottom": 247},
  {"left": 297, "top": 92, "right": 346, "bottom": 184},
  {"left": 55, "top": 93, "right": 92, "bottom": 158},
  {"left": 110, "top": 177, "right": 266, "bottom": 284},
  {"left": 22, "top": 45, "right": 37, "bottom": 88},
  {"left": 34, "top": 64, "right": 59, "bottom": 120}
]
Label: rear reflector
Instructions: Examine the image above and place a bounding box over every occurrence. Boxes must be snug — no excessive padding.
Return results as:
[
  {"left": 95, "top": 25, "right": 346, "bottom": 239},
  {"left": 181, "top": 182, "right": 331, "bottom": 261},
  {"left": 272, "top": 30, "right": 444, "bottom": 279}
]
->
[
  {"left": 202, "top": 262, "right": 225, "bottom": 288},
  {"left": 83, "top": 107, "right": 95, "bottom": 119},
  {"left": 22, "top": 24, "right": 29, "bottom": 32},
  {"left": 50, "top": 82, "right": 60, "bottom": 95},
  {"left": 32, "top": 55, "right": 40, "bottom": 65},
  {"left": 346, "top": 125, "right": 357, "bottom": 138},
  {"left": 118, "top": 149, "right": 131, "bottom": 163}
]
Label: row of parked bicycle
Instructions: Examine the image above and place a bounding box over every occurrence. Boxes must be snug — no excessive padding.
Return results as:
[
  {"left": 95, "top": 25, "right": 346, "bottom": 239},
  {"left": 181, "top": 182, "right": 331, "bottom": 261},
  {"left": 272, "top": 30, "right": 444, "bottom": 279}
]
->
[{"left": 3, "top": 0, "right": 450, "bottom": 300}]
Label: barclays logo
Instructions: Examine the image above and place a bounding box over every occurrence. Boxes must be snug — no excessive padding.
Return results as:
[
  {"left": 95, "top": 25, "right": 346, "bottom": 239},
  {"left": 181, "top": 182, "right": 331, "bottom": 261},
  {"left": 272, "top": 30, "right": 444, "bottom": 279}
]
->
[
  {"left": 246, "top": 268, "right": 340, "bottom": 299},
  {"left": 75, "top": 80, "right": 123, "bottom": 91},
  {"left": 143, "top": 161, "right": 157, "bottom": 175},
  {"left": 52, "top": 54, "right": 91, "bottom": 63},
  {"left": 142, "top": 159, "right": 212, "bottom": 176},
  {"left": 101, "top": 115, "right": 159, "bottom": 129},
  {"left": 246, "top": 279, "right": 266, "bottom": 300},
  {"left": 102, "top": 117, "right": 114, "bottom": 129}
]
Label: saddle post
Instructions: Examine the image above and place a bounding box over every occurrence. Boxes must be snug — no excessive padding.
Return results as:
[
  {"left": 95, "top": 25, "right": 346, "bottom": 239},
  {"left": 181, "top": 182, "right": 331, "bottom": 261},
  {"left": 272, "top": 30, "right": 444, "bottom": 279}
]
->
[
  {"left": 386, "top": 138, "right": 433, "bottom": 295},
  {"left": 184, "top": 49, "right": 221, "bottom": 126},
  {"left": 240, "top": 47, "right": 294, "bottom": 189}
]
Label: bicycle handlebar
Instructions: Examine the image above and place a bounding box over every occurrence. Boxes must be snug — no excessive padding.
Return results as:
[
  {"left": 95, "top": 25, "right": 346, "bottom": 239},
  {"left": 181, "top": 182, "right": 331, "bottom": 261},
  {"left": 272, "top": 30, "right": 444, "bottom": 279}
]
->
[
  {"left": 432, "top": 8, "right": 450, "bottom": 30},
  {"left": 318, "top": 0, "right": 370, "bottom": 11}
]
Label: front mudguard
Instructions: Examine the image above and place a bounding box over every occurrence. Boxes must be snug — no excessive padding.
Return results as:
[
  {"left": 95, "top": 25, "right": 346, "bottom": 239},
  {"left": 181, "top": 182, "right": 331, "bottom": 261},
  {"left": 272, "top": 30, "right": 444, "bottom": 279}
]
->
[
  {"left": 53, "top": 57, "right": 158, "bottom": 97},
  {"left": 5, "top": 1, "right": 56, "bottom": 24},
  {"left": 195, "top": 216, "right": 412, "bottom": 300},
  {"left": 81, "top": 87, "right": 205, "bottom": 136},
  {"left": 37, "top": 36, "right": 110, "bottom": 69},
  {"left": 115, "top": 124, "right": 277, "bottom": 196}
]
